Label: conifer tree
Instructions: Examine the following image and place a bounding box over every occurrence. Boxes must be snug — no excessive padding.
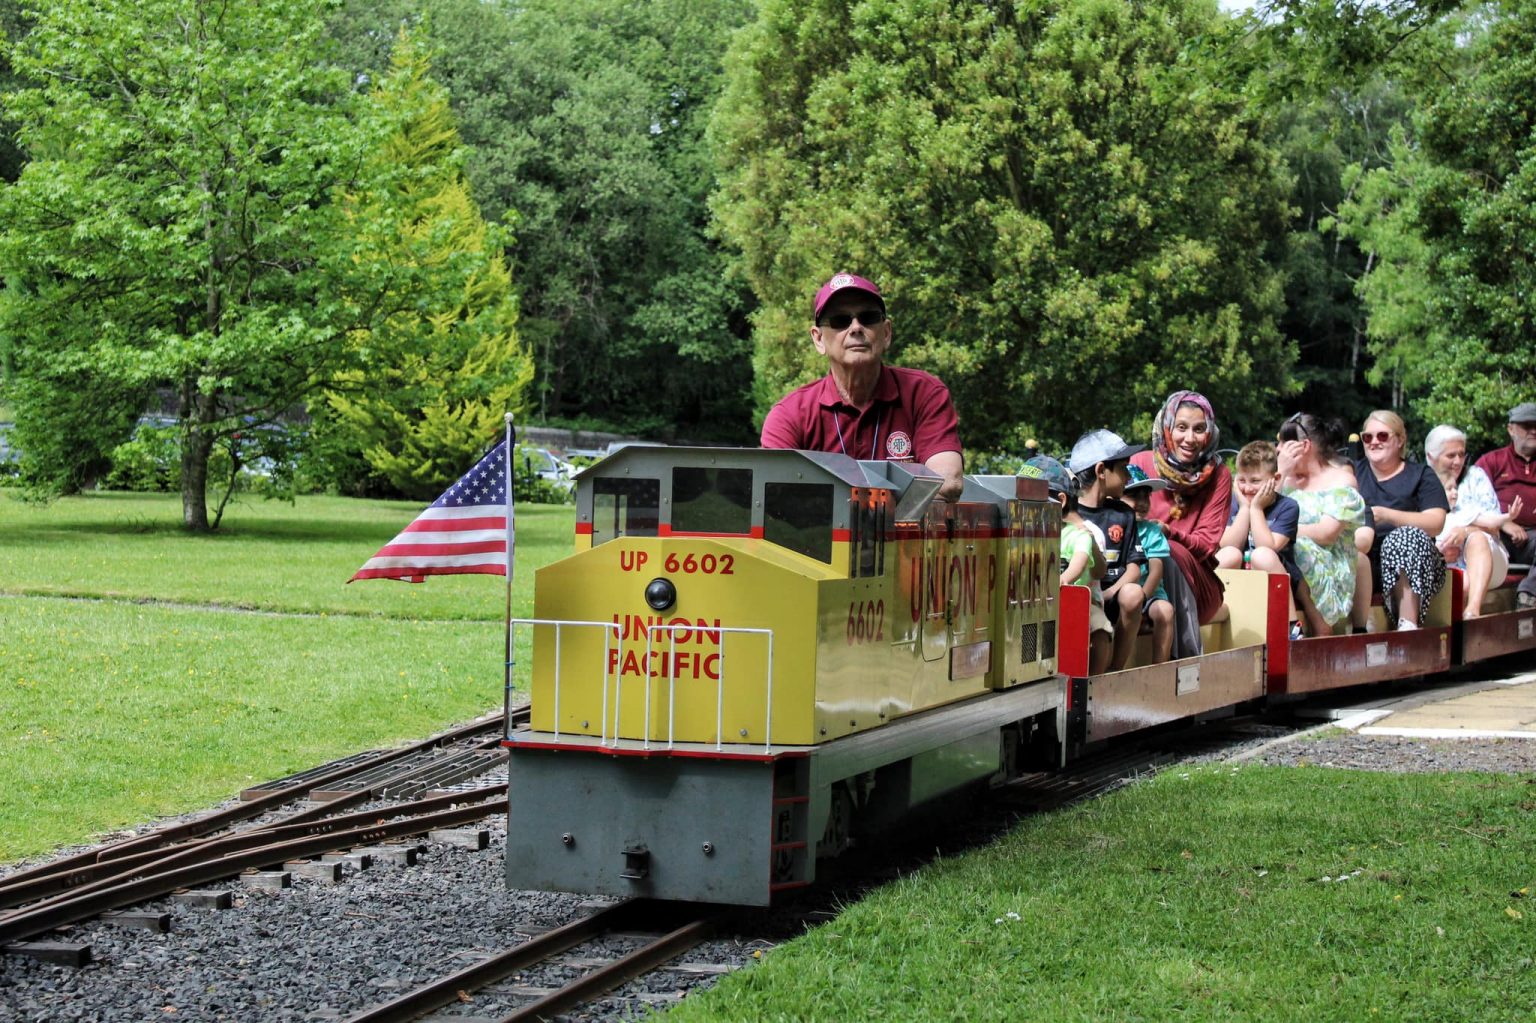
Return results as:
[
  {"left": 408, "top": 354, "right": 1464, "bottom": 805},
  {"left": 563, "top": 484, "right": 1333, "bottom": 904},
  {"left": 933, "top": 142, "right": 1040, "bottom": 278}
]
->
[{"left": 326, "top": 30, "right": 533, "bottom": 499}]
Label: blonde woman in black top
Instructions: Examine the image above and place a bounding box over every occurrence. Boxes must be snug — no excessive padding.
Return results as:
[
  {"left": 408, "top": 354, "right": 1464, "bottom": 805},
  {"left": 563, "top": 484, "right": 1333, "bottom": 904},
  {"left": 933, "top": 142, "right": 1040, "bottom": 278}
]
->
[{"left": 1354, "top": 410, "right": 1450, "bottom": 630}]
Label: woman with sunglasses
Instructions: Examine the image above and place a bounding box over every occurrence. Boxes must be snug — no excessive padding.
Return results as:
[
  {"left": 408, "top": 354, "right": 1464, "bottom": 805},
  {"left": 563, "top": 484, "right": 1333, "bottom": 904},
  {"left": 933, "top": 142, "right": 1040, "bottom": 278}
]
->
[
  {"left": 1129, "top": 390, "right": 1232, "bottom": 625},
  {"left": 1354, "top": 411, "right": 1449, "bottom": 630},
  {"left": 1424, "top": 424, "right": 1520, "bottom": 619},
  {"left": 1276, "top": 414, "right": 1369, "bottom": 636}
]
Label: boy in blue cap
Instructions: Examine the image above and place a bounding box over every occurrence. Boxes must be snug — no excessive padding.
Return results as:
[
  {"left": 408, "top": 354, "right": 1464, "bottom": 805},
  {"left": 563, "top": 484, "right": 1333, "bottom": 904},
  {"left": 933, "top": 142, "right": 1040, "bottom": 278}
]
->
[
  {"left": 1124, "top": 464, "right": 1175, "bottom": 664},
  {"left": 1070, "top": 429, "right": 1148, "bottom": 671},
  {"left": 1024, "top": 454, "right": 1111, "bottom": 673}
]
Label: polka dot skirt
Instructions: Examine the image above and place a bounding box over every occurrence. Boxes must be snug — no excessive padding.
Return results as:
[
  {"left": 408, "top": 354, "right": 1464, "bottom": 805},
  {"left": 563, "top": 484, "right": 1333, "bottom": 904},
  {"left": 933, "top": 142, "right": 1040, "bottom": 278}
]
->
[{"left": 1379, "top": 526, "right": 1445, "bottom": 626}]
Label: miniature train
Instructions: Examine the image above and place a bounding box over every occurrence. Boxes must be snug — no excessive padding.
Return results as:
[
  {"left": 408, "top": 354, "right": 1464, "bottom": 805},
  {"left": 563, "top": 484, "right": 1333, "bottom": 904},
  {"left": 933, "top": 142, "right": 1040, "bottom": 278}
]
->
[{"left": 501, "top": 446, "right": 1536, "bottom": 905}]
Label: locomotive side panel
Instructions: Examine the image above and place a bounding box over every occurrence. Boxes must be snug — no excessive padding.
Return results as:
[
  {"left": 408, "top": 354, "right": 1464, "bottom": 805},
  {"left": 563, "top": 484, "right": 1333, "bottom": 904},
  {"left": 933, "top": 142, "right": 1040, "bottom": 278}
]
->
[{"left": 997, "top": 497, "right": 1061, "bottom": 688}]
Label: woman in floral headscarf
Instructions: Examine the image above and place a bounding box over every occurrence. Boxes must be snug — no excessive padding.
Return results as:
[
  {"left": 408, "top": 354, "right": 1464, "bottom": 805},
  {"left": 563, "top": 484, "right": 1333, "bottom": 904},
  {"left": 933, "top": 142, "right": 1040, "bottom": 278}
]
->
[{"left": 1130, "top": 390, "right": 1233, "bottom": 625}]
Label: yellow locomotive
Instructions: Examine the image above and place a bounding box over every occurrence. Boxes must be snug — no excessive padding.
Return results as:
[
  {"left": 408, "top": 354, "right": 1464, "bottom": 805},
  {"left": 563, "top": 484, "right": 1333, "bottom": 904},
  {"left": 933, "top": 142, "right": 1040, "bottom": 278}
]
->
[{"left": 505, "top": 446, "right": 1067, "bottom": 904}]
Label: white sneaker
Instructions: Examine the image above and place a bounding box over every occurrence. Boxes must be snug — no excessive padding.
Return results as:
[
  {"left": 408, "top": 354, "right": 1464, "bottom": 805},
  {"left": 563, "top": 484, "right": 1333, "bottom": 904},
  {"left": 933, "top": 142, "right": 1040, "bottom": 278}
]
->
[{"left": 1396, "top": 618, "right": 1417, "bottom": 631}]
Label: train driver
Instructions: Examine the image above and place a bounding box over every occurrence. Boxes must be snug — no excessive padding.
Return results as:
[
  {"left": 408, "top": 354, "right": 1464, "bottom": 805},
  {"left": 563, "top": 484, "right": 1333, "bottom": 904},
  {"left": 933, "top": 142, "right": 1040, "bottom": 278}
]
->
[{"left": 760, "top": 272, "right": 965, "bottom": 501}]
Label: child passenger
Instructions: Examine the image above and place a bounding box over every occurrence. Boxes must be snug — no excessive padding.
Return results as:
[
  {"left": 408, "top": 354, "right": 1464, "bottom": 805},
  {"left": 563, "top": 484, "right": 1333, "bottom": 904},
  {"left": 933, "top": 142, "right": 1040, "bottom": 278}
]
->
[
  {"left": 1070, "top": 430, "right": 1148, "bottom": 672},
  {"left": 1124, "top": 464, "right": 1175, "bottom": 664},
  {"left": 1216, "top": 441, "right": 1303, "bottom": 591},
  {"left": 1024, "top": 455, "right": 1111, "bottom": 673}
]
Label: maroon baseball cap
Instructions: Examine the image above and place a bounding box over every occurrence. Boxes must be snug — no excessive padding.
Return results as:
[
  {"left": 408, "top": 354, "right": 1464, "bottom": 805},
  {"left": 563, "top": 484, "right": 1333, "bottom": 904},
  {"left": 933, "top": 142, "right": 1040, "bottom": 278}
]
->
[{"left": 812, "top": 273, "right": 884, "bottom": 321}]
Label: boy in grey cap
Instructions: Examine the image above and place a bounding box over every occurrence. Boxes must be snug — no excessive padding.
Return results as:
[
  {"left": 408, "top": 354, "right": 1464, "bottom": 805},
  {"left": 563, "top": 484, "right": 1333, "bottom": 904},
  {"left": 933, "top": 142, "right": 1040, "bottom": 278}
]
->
[
  {"left": 1474, "top": 402, "right": 1536, "bottom": 607},
  {"left": 1069, "top": 429, "right": 1148, "bottom": 670}
]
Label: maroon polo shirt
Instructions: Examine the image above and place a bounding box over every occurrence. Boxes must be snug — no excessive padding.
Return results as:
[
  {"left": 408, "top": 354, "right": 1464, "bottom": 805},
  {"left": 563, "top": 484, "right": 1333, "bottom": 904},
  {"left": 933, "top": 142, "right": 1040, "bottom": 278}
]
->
[
  {"left": 1475, "top": 445, "right": 1536, "bottom": 528},
  {"left": 760, "top": 365, "right": 962, "bottom": 464}
]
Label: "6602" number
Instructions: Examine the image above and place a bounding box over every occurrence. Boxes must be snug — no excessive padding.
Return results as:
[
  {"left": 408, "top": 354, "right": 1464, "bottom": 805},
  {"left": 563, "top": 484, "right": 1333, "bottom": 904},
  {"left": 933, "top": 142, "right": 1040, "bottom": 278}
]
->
[
  {"left": 846, "top": 599, "right": 885, "bottom": 645},
  {"left": 664, "top": 552, "right": 735, "bottom": 575}
]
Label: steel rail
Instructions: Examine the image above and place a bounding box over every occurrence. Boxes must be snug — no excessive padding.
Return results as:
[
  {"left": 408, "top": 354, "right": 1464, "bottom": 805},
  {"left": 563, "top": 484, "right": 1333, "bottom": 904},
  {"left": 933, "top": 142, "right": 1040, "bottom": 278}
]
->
[
  {"left": 341, "top": 900, "right": 716, "bottom": 1023},
  {"left": 0, "top": 783, "right": 508, "bottom": 917},
  {"left": 0, "top": 797, "right": 503, "bottom": 945},
  {"left": 495, "top": 915, "right": 716, "bottom": 1023},
  {"left": 340, "top": 900, "right": 645, "bottom": 1023},
  {"left": 0, "top": 712, "right": 511, "bottom": 904}
]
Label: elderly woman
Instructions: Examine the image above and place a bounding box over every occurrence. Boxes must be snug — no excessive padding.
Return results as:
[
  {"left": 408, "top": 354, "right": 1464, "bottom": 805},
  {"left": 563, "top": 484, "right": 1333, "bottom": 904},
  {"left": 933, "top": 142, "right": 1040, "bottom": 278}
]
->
[
  {"left": 1425, "top": 424, "right": 1522, "bottom": 618},
  {"left": 1130, "top": 390, "right": 1232, "bottom": 625},
  {"left": 1277, "top": 413, "right": 1370, "bottom": 636},
  {"left": 1354, "top": 411, "right": 1449, "bottom": 630}
]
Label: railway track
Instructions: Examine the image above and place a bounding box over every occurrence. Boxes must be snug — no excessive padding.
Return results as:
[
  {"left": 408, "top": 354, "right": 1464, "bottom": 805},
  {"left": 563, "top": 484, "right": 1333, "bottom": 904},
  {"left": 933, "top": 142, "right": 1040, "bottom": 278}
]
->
[
  {"left": 0, "top": 710, "right": 1302, "bottom": 1022},
  {"left": 0, "top": 711, "right": 519, "bottom": 949},
  {"left": 345, "top": 899, "right": 717, "bottom": 1023}
]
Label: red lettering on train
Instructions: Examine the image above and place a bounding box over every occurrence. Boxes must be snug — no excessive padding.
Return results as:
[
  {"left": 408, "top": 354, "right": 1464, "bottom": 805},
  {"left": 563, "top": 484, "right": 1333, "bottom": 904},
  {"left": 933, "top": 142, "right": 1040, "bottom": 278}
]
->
[
  {"left": 607, "top": 647, "right": 722, "bottom": 681},
  {"left": 610, "top": 613, "right": 722, "bottom": 642}
]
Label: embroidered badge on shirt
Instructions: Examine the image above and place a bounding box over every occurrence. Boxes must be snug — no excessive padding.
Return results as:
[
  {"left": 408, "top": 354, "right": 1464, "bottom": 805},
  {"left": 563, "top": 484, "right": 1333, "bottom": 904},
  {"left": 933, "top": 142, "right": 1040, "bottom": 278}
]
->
[{"left": 886, "top": 431, "right": 913, "bottom": 459}]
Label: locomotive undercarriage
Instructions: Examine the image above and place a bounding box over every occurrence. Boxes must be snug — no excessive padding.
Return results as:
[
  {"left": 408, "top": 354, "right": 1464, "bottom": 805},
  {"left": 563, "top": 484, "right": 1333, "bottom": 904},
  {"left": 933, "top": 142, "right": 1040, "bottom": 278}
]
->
[{"left": 504, "top": 677, "right": 1066, "bottom": 906}]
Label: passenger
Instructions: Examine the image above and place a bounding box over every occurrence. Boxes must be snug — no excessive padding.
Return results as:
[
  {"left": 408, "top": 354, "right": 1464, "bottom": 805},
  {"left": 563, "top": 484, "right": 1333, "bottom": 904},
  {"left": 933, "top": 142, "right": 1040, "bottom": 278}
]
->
[
  {"left": 1277, "top": 413, "right": 1370, "bottom": 637},
  {"left": 760, "top": 273, "right": 965, "bottom": 501},
  {"left": 1215, "top": 441, "right": 1302, "bottom": 583},
  {"left": 1473, "top": 401, "right": 1536, "bottom": 609},
  {"left": 1070, "top": 429, "right": 1148, "bottom": 671},
  {"left": 1216, "top": 440, "right": 1306, "bottom": 636},
  {"left": 1024, "top": 455, "right": 1111, "bottom": 672},
  {"left": 1354, "top": 410, "right": 1449, "bottom": 630},
  {"left": 1426, "top": 424, "right": 1520, "bottom": 619},
  {"left": 1124, "top": 464, "right": 1176, "bottom": 664},
  {"left": 1130, "top": 391, "right": 1232, "bottom": 625}
]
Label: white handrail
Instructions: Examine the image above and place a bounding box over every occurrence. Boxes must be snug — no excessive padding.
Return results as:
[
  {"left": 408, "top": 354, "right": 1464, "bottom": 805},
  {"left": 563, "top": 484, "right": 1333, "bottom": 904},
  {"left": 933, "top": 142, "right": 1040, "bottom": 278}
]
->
[
  {"left": 505, "top": 618, "right": 621, "bottom": 740},
  {"left": 643, "top": 623, "right": 775, "bottom": 751},
  {"left": 509, "top": 618, "right": 776, "bottom": 751}
]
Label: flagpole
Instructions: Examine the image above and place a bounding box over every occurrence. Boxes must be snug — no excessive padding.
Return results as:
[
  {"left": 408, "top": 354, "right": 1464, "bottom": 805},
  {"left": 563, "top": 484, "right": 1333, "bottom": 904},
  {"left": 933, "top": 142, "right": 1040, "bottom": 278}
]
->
[{"left": 503, "top": 412, "right": 516, "bottom": 738}]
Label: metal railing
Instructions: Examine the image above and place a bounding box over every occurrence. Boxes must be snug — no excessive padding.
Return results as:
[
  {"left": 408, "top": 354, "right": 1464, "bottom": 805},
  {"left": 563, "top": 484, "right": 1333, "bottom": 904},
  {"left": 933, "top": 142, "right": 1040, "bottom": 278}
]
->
[{"left": 507, "top": 618, "right": 777, "bottom": 752}]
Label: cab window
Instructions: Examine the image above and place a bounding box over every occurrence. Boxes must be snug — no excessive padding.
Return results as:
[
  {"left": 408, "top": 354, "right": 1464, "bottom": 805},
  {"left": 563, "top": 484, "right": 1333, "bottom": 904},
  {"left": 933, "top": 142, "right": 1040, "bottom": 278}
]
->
[
  {"left": 764, "top": 482, "right": 832, "bottom": 562},
  {"left": 592, "top": 477, "right": 660, "bottom": 545},
  {"left": 672, "top": 467, "right": 754, "bottom": 534},
  {"left": 848, "top": 492, "right": 885, "bottom": 578}
]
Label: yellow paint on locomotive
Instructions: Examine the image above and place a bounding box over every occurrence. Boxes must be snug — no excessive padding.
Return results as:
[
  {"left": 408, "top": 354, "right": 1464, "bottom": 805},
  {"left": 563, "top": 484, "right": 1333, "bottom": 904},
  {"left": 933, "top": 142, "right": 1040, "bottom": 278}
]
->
[
  {"left": 530, "top": 490, "right": 1061, "bottom": 748},
  {"left": 532, "top": 536, "right": 828, "bottom": 746}
]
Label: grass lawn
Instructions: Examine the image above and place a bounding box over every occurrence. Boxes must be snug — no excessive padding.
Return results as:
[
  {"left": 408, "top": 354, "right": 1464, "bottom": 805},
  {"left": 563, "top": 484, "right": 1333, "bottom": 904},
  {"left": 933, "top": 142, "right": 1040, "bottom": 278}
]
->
[
  {"left": 0, "top": 489, "right": 576, "bottom": 862},
  {"left": 0, "top": 489, "right": 573, "bottom": 619},
  {"left": 673, "top": 764, "right": 1536, "bottom": 1022}
]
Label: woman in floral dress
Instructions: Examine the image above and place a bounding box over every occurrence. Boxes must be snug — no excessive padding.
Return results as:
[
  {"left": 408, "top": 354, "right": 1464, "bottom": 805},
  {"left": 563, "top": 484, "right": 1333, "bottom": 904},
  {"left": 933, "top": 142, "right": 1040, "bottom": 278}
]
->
[{"left": 1277, "top": 413, "right": 1369, "bottom": 636}]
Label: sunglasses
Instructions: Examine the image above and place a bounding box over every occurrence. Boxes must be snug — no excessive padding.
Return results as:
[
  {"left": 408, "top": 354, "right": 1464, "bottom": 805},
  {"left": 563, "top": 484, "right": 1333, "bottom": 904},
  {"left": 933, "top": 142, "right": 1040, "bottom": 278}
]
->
[
  {"left": 819, "top": 308, "right": 886, "bottom": 330},
  {"left": 1362, "top": 430, "right": 1395, "bottom": 445},
  {"left": 1278, "top": 412, "right": 1309, "bottom": 443}
]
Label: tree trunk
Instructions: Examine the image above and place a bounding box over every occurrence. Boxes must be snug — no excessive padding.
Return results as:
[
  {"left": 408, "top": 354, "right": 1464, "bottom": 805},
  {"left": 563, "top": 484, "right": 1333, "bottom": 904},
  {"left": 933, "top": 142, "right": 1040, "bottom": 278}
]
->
[{"left": 181, "top": 389, "right": 216, "bottom": 531}]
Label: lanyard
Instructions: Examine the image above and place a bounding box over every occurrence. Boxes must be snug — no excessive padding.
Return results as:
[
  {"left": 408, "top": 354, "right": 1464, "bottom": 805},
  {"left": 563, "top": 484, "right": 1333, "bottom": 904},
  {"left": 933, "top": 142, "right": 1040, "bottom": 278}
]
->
[{"left": 834, "top": 409, "right": 881, "bottom": 461}]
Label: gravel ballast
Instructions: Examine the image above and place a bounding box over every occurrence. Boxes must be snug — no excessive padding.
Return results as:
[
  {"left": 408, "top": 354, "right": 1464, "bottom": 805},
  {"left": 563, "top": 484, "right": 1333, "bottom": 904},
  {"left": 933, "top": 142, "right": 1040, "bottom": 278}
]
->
[{"left": 3, "top": 720, "right": 1531, "bottom": 1021}]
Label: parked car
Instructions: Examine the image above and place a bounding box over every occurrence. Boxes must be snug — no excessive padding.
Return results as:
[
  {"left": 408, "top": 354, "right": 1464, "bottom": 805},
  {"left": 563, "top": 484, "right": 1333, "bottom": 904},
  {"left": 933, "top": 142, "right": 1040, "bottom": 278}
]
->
[
  {"left": 0, "top": 421, "right": 17, "bottom": 469},
  {"left": 519, "top": 446, "right": 575, "bottom": 490}
]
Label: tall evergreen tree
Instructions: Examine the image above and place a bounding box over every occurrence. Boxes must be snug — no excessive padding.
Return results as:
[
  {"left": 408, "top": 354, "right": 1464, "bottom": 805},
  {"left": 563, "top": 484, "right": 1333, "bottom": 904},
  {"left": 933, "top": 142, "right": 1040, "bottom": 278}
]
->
[
  {"left": 325, "top": 30, "right": 533, "bottom": 500},
  {"left": 330, "top": 0, "right": 758, "bottom": 443}
]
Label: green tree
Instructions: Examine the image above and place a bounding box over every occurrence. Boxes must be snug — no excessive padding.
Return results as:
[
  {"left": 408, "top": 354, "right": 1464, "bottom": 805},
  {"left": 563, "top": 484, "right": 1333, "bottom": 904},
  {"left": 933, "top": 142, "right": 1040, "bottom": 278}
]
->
[
  {"left": 323, "top": 31, "right": 533, "bottom": 500},
  {"left": 331, "top": 0, "right": 759, "bottom": 443},
  {"left": 0, "top": 0, "right": 381, "bottom": 527},
  {"left": 712, "top": 0, "right": 1295, "bottom": 453},
  {"left": 1333, "top": 0, "right": 1533, "bottom": 449},
  {"left": 1268, "top": 81, "right": 1414, "bottom": 428},
  {"left": 0, "top": 0, "right": 27, "bottom": 184}
]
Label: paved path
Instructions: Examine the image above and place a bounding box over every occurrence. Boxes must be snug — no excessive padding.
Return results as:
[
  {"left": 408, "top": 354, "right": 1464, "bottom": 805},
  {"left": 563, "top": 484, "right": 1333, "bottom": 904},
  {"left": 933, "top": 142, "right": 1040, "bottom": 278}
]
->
[{"left": 1314, "top": 666, "right": 1536, "bottom": 740}]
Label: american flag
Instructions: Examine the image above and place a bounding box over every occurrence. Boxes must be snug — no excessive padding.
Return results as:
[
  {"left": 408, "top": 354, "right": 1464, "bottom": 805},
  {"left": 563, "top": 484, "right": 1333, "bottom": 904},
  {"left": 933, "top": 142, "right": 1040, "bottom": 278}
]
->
[{"left": 350, "top": 441, "right": 513, "bottom": 583}]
